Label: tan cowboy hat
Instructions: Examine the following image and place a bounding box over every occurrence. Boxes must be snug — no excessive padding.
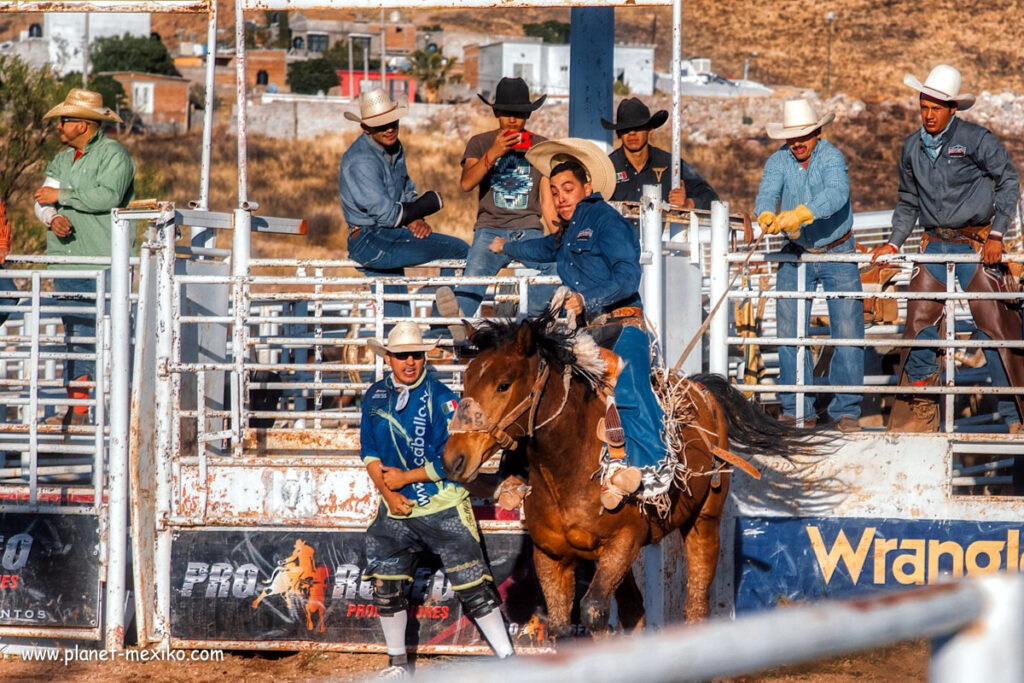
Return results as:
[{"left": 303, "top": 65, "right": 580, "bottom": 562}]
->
[
  {"left": 765, "top": 99, "right": 835, "bottom": 140},
  {"left": 44, "top": 88, "right": 122, "bottom": 123},
  {"left": 343, "top": 88, "right": 408, "bottom": 127},
  {"left": 904, "top": 64, "right": 975, "bottom": 110},
  {"left": 526, "top": 138, "right": 616, "bottom": 199},
  {"left": 366, "top": 321, "right": 438, "bottom": 358}
]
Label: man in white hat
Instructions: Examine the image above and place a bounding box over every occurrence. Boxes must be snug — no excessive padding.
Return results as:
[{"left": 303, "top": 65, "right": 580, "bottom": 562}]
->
[
  {"left": 32, "top": 88, "right": 135, "bottom": 429},
  {"left": 754, "top": 98, "right": 863, "bottom": 433},
  {"left": 870, "top": 65, "right": 1022, "bottom": 432},
  {"left": 360, "top": 321, "right": 514, "bottom": 675},
  {"left": 339, "top": 88, "right": 468, "bottom": 325},
  {"left": 488, "top": 138, "right": 670, "bottom": 511}
]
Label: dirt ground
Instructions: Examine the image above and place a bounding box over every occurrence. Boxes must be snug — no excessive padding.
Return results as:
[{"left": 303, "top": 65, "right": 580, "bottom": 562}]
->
[{"left": 0, "top": 639, "right": 927, "bottom": 682}]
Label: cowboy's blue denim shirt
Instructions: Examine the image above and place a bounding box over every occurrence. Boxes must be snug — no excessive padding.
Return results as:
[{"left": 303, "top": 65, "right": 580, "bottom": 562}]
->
[
  {"left": 338, "top": 132, "right": 418, "bottom": 230},
  {"left": 360, "top": 370, "right": 464, "bottom": 517},
  {"left": 754, "top": 138, "right": 853, "bottom": 250},
  {"left": 502, "top": 193, "right": 642, "bottom": 316}
]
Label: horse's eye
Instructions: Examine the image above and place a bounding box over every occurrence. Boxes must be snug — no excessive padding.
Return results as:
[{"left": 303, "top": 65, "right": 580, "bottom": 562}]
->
[{"left": 497, "top": 382, "right": 511, "bottom": 392}]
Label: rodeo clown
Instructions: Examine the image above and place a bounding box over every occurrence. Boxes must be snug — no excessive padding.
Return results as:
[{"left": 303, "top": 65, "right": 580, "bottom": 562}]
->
[
  {"left": 359, "top": 321, "right": 514, "bottom": 678},
  {"left": 488, "top": 138, "right": 672, "bottom": 512}
]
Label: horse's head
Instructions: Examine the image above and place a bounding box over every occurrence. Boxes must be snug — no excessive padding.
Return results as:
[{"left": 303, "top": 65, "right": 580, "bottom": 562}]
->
[
  {"left": 443, "top": 320, "right": 543, "bottom": 483},
  {"left": 443, "top": 309, "right": 606, "bottom": 483}
]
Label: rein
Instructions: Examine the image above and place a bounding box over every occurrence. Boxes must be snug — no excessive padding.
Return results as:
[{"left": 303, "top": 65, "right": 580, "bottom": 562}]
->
[{"left": 450, "top": 360, "right": 573, "bottom": 450}]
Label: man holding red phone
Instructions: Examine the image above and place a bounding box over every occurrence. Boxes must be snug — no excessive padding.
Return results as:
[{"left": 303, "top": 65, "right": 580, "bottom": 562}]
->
[{"left": 435, "top": 77, "right": 559, "bottom": 340}]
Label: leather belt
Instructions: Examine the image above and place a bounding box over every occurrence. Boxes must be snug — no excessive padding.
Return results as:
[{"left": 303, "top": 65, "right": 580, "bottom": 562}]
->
[
  {"left": 926, "top": 224, "right": 989, "bottom": 244},
  {"left": 802, "top": 230, "right": 852, "bottom": 254}
]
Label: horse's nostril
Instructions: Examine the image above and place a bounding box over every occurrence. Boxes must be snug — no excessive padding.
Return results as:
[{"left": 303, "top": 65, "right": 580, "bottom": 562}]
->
[{"left": 451, "top": 454, "right": 465, "bottom": 478}]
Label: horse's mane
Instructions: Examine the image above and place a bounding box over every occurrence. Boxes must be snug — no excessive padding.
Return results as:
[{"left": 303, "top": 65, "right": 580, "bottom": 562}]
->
[{"left": 469, "top": 306, "right": 606, "bottom": 389}]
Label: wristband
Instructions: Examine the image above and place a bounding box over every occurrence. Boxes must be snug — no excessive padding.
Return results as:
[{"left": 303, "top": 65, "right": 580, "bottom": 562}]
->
[{"left": 989, "top": 232, "right": 1003, "bottom": 241}]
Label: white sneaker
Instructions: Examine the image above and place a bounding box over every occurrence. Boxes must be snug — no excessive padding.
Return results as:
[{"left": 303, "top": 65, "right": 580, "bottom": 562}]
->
[{"left": 378, "top": 664, "right": 411, "bottom": 679}]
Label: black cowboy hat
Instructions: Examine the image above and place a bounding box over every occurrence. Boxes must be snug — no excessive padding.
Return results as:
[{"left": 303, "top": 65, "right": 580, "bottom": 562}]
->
[
  {"left": 478, "top": 77, "right": 547, "bottom": 113},
  {"left": 600, "top": 97, "right": 668, "bottom": 131}
]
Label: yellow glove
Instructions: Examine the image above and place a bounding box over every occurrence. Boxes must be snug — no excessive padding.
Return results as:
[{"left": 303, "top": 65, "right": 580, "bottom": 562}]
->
[
  {"left": 757, "top": 211, "right": 781, "bottom": 235},
  {"left": 776, "top": 204, "right": 814, "bottom": 236}
]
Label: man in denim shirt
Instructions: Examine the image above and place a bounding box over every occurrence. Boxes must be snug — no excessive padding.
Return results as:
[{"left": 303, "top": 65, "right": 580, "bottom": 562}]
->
[
  {"left": 339, "top": 89, "right": 468, "bottom": 324},
  {"left": 755, "top": 99, "right": 863, "bottom": 433}
]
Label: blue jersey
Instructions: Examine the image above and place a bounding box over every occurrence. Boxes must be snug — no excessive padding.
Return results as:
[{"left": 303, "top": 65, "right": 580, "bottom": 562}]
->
[{"left": 360, "top": 370, "right": 465, "bottom": 517}]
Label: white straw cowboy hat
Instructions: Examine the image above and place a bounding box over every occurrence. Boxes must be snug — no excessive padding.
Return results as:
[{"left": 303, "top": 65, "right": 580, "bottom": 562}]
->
[
  {"left": 44, "top": 88, "right": 123, "bottom": 123},
  {"left": 526, "top": 138, "right": 616, "bottom": 199},
  {"left": 343, "top": 88, "right": 408, "bottom": 127},
  {"left": 765, "top": 99, "right": 835, "bottom": 140},
  {"left": 904, "top": 64, "right": 975, "bottom": 110},
  {"left": 366, "top": 321, "right": 438, "bottom": 358}
]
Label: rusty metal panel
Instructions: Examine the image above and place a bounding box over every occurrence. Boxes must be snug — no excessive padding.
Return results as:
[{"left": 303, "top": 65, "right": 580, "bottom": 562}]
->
[
  {"left": 242, "top": 0, "right": 668, "bottom": 9},
  {"left": 168, "top": 528, "right": 549, "bottom": 652},
  {"left": 0, "top": 0, "right": 210, "bottom": 11}
]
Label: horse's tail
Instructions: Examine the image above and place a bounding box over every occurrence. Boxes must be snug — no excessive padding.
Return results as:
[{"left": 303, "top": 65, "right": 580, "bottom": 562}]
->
[{"left": 687, "top": 373, "right": 832, "bottom": 459}]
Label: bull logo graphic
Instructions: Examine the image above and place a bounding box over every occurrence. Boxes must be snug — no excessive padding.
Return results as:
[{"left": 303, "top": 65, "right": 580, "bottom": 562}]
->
[{"left": 251, "top": 539, "right": 329, "bottom": 633}]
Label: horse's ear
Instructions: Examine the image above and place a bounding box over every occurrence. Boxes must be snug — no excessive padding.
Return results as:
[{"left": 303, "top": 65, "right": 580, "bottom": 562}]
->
[{"left": 515, "top": 320, "right": 533, "bottom": 354}]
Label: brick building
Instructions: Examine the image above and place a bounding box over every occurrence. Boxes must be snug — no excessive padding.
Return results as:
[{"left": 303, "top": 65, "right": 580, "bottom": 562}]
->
[{"left": 103, "top": 71, "right": 190, "bottom": 135}]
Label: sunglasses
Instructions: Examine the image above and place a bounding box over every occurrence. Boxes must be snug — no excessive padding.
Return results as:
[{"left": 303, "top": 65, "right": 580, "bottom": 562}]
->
[
  {"left": 366, "top": 120, "right": 399, "bottom": 134},
  {"left": 59, "top": 117, "right": 86, "bottom": 126},
  {"left": 389, "top": 351, "right": 425, "bottom": 361}
]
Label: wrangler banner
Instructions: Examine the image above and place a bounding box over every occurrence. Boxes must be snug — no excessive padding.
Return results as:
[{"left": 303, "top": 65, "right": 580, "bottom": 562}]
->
[
  {"left": 170, "top": 529, "right": 547, "bottom": 647},
  {"left": 736, "top": 517, "right": 1024, "bottom": 611},
  {"left": 0, "top": 513, "right": 101, "bottom": 629}
]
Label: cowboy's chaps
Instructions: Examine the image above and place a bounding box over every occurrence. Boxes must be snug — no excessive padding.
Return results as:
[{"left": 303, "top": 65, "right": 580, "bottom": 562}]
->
[{"left": 893, "top": 262, "right": 1024, "bottom": 422}]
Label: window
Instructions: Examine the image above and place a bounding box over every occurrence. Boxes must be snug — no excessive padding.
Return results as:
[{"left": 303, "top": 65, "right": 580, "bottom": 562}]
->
[
  {"left": 28, "top": 23, "right": 42, "bottom": 38},
  {"left": 292, "top": 36, "right": 304, "bottom": 50},
  {"left": 132, "top": 82, "right": 154, "bottom": 115},
  {"left": 256, "top": 70, "right": 269, "bottom": 86},
  {"left": 308, "top": 34, "right": 328, "bottom": 53}
]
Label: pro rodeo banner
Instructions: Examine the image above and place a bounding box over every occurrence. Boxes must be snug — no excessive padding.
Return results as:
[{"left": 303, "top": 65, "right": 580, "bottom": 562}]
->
[
  {"left": 736, "top": 516, "right": 1024, "bottom": 610},
  {"left": 0, "top": 513, "right": 101, "bottom": 629},
  {"left": 170, "top": 529, "right": 547, "bottom": 647}
]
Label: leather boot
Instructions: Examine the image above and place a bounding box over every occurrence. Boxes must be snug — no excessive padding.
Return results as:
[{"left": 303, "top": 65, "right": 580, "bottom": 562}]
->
[
  {"left": 600, "top": 465, "right": 641, "bottom": 510},
  {"left": 888, "top": 373, "right": 940, "bottom": 432}
]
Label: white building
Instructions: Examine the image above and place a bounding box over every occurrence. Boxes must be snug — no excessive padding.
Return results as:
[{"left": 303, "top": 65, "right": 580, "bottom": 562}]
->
[
  {"left": 44, "top": 12, "right": 151, "bottom": 75},
  {"left": 477, "top": 39, "right": 654, "bottom": 98}
]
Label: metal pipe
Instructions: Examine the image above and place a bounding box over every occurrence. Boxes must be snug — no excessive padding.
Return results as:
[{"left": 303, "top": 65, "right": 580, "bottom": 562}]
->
[
  {"left": 416, "top": 580, "right": 990, "bottom": 683},
  {"left": 194, "top": 0, "right": 218, "bottom": 251},
  {"left": 932, "top": 575, "right": 1024, "bottom": 682},
  {"left": 380, "top": 8, "right": 387, "bottom": 92},
  {"left": 641, "top": 184, "right": 664, "bottom": 351},
  {"left": 103, "top": 216, "right": 130, "bottom": 655},
  {"left": 670, "top": 0, "right": 681, "bottom": 188},
  {"left": 708, "top": 200, "right": 729, "bottom": 375},
  {"left": 234, "top": 0, "right": 248, "bottom": 206}
]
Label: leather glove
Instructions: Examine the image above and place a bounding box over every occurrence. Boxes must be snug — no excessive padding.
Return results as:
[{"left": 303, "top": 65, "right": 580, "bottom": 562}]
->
[
  {"left": 757, "top": 211, "right": 781, "bottom": 235},
  {"left": 776, "top": 204, "right": 814, "bottom": 236},
  {"left": 398, "top": 190, "right": 443, "bottom": 227}
]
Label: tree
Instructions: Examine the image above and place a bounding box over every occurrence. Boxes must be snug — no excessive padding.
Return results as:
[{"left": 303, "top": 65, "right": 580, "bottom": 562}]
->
[
  {"left": 523, "top": 20, "right": 570, "bottom": 44},
  {"left": 286, "top": 58, "right": 339, "bottom": 95},
  {"left": 0, "top": 56, "right": 69, "bottom": 203},
  {"left": 90, "top": 33, "right": 180, "bottom": 77},
  {"left": 404, "top": 48, "right": 459, "bottom": 103}
]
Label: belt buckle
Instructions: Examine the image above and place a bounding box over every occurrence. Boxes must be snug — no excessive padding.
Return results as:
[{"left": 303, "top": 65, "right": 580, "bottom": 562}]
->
[{"left": 934, "top": 227, "right": 958, "bottom": 240}]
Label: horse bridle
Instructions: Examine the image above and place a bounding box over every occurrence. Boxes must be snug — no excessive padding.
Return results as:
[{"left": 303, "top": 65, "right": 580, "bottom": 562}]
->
[{"left": 449, "top": 360, "right": 571, "bottom": 449}]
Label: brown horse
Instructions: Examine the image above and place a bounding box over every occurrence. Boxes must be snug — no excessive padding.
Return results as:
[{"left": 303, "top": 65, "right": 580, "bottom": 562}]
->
[{"left": 442, "top": 312, "right": 821, "bottom": 639}]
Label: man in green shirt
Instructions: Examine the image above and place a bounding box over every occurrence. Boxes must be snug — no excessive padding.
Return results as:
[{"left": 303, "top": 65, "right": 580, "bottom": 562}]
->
[{"left": 33, "top": 88, "right": 135, "bottom": 428}]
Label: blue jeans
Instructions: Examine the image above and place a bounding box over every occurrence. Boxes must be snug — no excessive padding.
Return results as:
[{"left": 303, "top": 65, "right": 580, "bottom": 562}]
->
[
  {"left": 612, "top": 325, "right": 667, "bottom": 470},
  {"left": 905, "top": 240, "right": 1017, "bottom": 424},
  {"left": 775, "top": 239, "right": 864, "bottom": 420},
  {"left": 454, "top": 227, "right": 558, "bottom": 318},
  {"left": 54, "top": 273, "right": 107, "bottom": 383},
  {"left": 347, "top": 226, "right": 469, "bottom": 321},
  {"left": 0, "top": 271, "right": 16, "bottom": 328}
]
